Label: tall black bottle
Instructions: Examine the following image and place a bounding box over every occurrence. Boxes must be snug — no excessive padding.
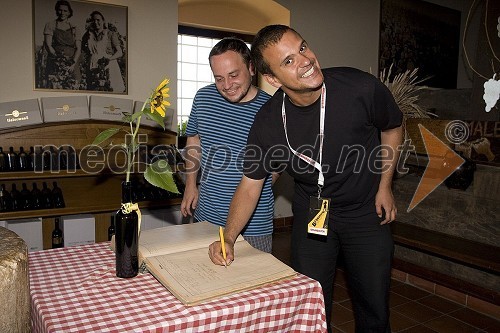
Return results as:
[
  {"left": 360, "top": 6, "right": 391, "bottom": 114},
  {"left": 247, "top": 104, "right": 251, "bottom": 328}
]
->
[
  {"left": 7, "top": 147, "right": 19, "bottom": 171},
  {"left": 0, "top": 184, "right": 12, "bottom": 212},
  {"left": 0, "top": 147, "right": 8, "bottom": 172},
  {"left": 31, "top": 182, "right": 43, "bottom": 210},
  {"left": 115, "top": 181, "right": 139, "bottom": 278},
  {"left": 30, "top": 146, "right": 44, "bottom": 172},
  {"left": 20, "top": 183, "right": 33, "bottom": 210},
  {"left": 40, "top": 182, "right": 53, "bottom": 209},
  {"left": 18, "top": 147, "right": 30, "bottom": 171},
  {"left": 10, "top": 184, "right": 21, "bottom": 211},
  {"left": 51, "top": 181, "right": 65, "bottom": 208}
]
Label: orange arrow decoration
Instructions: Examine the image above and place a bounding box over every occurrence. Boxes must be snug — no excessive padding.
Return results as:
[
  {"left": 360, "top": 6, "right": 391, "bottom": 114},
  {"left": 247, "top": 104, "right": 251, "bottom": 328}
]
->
[{"left": 407, "top": 124, "right": 465, "bottom": 212}]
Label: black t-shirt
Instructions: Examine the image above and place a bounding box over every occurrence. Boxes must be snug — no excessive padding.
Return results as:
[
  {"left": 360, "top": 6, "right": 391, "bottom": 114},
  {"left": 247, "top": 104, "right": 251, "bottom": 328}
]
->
[{"left": 244, "top": 67, "right": 402, "bottom": 221}]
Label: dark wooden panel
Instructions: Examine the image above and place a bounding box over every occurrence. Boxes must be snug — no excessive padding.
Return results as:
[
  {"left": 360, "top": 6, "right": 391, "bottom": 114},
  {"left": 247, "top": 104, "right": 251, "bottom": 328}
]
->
[{"left": 391, "top": 222, "right": 500, "bottom": 274}]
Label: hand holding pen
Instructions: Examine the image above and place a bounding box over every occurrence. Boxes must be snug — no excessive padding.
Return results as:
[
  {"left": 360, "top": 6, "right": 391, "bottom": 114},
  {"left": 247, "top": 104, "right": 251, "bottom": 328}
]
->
[
  {"left": 208, "top": 226, "right": 234, "bottom": 266},
  {"left": 219, "top": 226, "right": 227, "bottom": 267}
]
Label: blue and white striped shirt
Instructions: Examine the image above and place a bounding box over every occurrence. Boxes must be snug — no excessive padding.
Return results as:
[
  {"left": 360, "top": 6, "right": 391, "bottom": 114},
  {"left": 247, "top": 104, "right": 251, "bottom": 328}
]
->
[{"left": 186, "top": 84, "right": 274, "bottom": 236}]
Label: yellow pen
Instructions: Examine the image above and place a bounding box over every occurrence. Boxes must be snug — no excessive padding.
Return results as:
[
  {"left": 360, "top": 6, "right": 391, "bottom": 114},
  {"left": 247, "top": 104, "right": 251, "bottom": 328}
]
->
[{"left": 219, "top": 226, "right": 227, "bottom": 267}]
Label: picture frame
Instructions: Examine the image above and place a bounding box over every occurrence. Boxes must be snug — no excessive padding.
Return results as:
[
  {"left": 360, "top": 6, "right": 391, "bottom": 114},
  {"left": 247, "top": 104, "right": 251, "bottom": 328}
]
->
[
  {"left": 379, "top": 0, "right": 460, "bottom": 89},
  {"left": 33, "top": 0, "right": 128, "bottom": 94}
]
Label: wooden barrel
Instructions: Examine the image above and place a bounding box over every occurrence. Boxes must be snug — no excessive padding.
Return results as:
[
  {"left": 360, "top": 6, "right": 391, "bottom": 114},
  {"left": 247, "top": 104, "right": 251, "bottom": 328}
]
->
[{"left": 0, "top": 226, "right": 31, "bottom": 332}]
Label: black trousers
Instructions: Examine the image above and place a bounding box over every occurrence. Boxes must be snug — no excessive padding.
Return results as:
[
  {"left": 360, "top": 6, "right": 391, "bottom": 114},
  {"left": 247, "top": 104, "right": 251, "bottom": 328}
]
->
[{"left": 291, "top": 214, "right": 393, "bottom": 333}]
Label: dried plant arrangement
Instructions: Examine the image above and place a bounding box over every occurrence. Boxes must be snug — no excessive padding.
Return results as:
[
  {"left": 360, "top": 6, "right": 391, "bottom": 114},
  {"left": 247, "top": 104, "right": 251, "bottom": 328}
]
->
[{"left": 379, "top": 64, "right": 435, "bottom": 121}]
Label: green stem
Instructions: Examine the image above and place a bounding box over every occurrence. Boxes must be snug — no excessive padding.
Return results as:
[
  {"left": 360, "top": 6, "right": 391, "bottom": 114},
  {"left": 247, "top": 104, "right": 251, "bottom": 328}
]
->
[{"left": 125, "top": 99, "right": 149, "bottom": 183}]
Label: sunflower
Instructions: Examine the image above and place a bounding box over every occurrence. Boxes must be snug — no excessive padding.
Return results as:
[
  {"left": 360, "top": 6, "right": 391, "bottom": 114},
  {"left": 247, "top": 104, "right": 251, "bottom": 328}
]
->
[
  {"left": 150, "top": 78, "right": 170, "bottom": 117},
  {"left": 92, "top": 76, "right": 179, "bottom": 196}
]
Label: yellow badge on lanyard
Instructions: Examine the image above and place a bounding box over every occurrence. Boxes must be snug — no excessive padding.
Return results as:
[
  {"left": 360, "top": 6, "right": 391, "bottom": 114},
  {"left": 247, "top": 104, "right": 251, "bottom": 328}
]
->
[{"left": 307, "top": 197, "right": 330, "bottom": 236}]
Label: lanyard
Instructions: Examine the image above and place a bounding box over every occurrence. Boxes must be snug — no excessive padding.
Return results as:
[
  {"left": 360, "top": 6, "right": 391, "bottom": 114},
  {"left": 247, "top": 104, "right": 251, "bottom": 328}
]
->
[{"left": 281, "top": 83, "right": 326, "bottom": 196}]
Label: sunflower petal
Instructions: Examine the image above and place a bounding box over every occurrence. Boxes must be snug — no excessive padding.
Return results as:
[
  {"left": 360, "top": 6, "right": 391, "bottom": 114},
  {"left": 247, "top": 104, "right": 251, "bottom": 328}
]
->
[{"left": 158, "top": 78, "right": 169, "bottom": 89}]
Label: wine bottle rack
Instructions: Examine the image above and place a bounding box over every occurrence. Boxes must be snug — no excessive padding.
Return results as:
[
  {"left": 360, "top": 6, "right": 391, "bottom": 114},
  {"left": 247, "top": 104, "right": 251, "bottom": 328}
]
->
[{"left": 0, "top": 120, "right": 182, "bottom": 248}]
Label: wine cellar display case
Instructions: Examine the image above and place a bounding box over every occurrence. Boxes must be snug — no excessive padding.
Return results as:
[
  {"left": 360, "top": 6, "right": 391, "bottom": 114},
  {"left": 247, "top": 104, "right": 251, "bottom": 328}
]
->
[{"left": 0, "top": 120, "right": 182, "bottom": 249}]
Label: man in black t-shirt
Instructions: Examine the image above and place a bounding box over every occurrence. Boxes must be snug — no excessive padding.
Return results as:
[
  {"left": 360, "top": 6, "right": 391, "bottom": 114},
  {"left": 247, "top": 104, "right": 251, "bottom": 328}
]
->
[{"left": 209, "top": 25, "right": 403, "bottom": 333}]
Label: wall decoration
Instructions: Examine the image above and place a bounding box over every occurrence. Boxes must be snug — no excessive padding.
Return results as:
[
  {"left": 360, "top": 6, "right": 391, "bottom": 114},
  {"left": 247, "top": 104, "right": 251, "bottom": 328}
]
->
[
  {"left": 406, "top": 118, "right": 500, "bottom": 166},
  {"left": 33, "top": 0, "right": 127, "bottom": 93},
  {"left": 379, "top": 0, "right": 460, "bottom": 89},
  {"left": 468, "top": 0, "right": 500, "bottom": 119}
]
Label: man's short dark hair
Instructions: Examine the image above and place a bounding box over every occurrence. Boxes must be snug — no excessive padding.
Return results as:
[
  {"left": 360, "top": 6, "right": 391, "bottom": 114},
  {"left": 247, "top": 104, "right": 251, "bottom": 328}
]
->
[
  {"left": 209, "top": 37, "right": 252, "bottom": 68},
  {"left": 251, "top": 25, "right": 302, "bottom": 75}
]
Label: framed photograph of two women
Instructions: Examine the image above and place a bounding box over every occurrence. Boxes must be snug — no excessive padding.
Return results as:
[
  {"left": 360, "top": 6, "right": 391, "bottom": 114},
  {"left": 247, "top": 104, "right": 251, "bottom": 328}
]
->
[{"left": 33, "top": 0, "right": 128, "bottom": 94}]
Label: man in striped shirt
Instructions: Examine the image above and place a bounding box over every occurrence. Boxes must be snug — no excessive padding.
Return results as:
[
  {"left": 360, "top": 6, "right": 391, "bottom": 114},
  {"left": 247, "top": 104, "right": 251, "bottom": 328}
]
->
[{"left": 181, "top": 37, "right": 276, "bottom": 252}]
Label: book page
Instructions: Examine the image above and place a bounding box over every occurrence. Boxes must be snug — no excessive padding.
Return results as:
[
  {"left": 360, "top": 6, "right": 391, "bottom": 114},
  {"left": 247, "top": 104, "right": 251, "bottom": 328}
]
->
[
  {"left": 144, "top": 240, "right": 296, "bottom": 305},
  {"left": 139, "top": 221, "right": 243, "bottom": 260}
]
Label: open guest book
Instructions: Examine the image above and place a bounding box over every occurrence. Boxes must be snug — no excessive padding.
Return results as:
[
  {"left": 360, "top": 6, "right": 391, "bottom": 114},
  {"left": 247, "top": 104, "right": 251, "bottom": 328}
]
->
[{"left": 134, "top": 221, "right": 297, "bottom": 306}]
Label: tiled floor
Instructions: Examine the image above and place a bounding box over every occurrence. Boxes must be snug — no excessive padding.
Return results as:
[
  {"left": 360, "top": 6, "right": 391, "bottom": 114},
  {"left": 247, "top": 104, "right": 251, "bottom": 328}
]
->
[{"left": 271, "top": 231, "right": 500, "bottom": 333}]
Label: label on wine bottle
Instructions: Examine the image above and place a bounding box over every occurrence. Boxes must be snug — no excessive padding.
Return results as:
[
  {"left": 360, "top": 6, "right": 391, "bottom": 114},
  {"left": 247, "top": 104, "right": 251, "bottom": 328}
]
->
[{"left": 52, "top": 237, "right": 63, "bottom": 245}]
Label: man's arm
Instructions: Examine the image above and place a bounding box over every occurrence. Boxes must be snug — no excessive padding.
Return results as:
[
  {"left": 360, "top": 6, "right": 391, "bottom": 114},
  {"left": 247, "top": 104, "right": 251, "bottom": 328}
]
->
[
  {"left": 180, "top": 135, "right": 201, "bottom": 217},
  {"left": 376, "top": 125, "right": 403, "bottom": 224},
  {"left": 208, "top": 175, "right": 265, "bottom": 266}
]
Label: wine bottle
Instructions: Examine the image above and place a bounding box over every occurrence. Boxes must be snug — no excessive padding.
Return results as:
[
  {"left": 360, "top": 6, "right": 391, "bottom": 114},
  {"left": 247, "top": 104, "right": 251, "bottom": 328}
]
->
[
  {"left": 51, "top": 217, "right": 64, "bottom": 248},
  {"left": 69, "top": 147, "right": 80, "bottom": 169},
  {"left": 135, "top": 179, "right": 147, "bottom": 202},
  {"left": 108, "top": 215, "right": 116, "bottom": 241},
  {"left": 41, "top": 181, "right": 53, "bottom": 209},
  {"left": 51, "top": 181, "right": 65, "bottom": 208},
  {"left": 0, "top": 184, "right": 12, "bottom": 212},
  {"left": 28, "top": 146, "right": 35, "bottom": 171},
  {"left": 58, "top": 146, "right": 68, "bottom": 170},
  {"left": 31, "top": 146, "right": 44, "bottom": 172},
  {"left": 115, "top": 181, "right": 139, "bottom": 278},
  {"left": 42, "top": 147, "right": 50, "bottom": 171},
  {"left": 18, "top": 146, "right": 29, "bottom": 171},
  {"left": 28, "top": 146, "right": 35, "bottom": 170},
  {"left": 20, "top": 183, "right": 33, "bottom": 210},
  {"left": 7, "top": 147, "right": 19, "bottom": 171},
  {"left": 66, "top": 146, "right": 78, "bottom": 171},
  {"left": 0, "top": 147, "right": 8, "bottom": 172},
  {"left": 10, "top": 183, "right": 21, "bottom": 211},
  {"left": 49, "top": 146, "right": 59, "bottom": 171},
  {"left": 31, "top": 182, "right": 42, "bottom": 210}
]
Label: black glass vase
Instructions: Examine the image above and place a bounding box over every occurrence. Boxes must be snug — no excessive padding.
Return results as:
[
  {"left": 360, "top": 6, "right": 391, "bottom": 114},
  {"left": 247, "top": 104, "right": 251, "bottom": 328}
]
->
[
  {"left": 115, "top": 181, "right": 139, "bottom": 278},
  {"left": 444, "top": 152, "right": 476, "bottom": 191}
]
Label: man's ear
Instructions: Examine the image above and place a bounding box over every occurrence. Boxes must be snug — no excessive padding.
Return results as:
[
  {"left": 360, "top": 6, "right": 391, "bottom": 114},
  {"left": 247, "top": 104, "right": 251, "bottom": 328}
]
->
[
  {"left": 264, "top": 74, "right": 282, "bottom": 89},
  {"left": 249, "top": 61, "right": 256, "bottom": 76}
]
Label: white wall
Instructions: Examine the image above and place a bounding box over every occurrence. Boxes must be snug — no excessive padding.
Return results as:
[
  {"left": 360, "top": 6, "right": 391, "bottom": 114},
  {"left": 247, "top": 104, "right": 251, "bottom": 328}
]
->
[
  {"left": 0, "top": 0, "right": 178, "bottom": 108},
  {"left": 276, "top": 0, "right": 381, "bottom": 74},
  {"left": 277, "top": 0, "right": 474, "bottom": 89}
]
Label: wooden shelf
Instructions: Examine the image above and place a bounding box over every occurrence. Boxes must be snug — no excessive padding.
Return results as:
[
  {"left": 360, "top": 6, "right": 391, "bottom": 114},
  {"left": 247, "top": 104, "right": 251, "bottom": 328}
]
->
[
  {"left": 0, "top": 120, "right": 180, "bottom": 247},
  {"left": 0, "top": 169, "right": 96, "bottom": 180},
  {"left": 0, "top": 199, "right": 182, "bottom": 220}
]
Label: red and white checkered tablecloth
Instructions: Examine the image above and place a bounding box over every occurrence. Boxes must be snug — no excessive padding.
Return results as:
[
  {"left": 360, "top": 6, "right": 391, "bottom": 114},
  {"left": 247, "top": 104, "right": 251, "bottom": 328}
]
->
[{"left": 29, "top": 242, "right": 327, "bottom": 332}]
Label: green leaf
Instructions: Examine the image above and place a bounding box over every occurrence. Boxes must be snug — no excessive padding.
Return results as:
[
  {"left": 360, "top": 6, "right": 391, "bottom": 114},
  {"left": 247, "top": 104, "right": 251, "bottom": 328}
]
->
[
  {"left": 144, "top": 110, "right": 166, "bottom": 130},
  {"left": 144, "top": 161, "right": 179, "bottom": 194},
  {"left": 131, "top": 111, "right": 143, "bottom": 123},
  {"left": 92, "top": 128, "right": 120, "bottom": 145},
  {"left": 122, "top": 113, "right": 133, "bottom": 123}
]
